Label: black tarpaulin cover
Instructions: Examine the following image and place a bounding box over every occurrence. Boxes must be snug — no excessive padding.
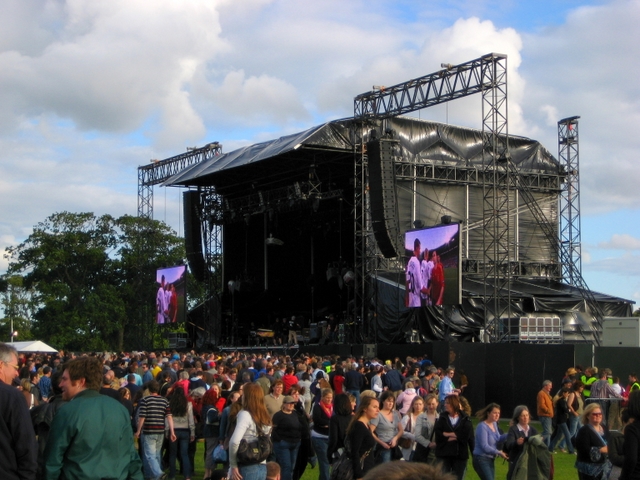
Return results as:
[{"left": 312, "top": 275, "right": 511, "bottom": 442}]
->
[
  {"left": 165, "top": 117, "right": 558, "bottom": 188},
  {"left": 373, "top": 272, "right": 632, "bottom": 344}
]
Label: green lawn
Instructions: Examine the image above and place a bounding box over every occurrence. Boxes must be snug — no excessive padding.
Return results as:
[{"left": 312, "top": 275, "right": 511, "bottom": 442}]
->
[{"left": 193, "top": 420, "right": 578, "bottom": 480}]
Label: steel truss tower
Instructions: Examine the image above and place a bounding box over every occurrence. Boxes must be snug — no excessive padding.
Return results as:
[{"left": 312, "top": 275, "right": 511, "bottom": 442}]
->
[
  {"left": 558, "top": 117, "right": 582, "bottom": 285},
  {"left": 137, "top": 142, "right": 223, "bottom": 346},
  {"left": 354, "top": 53, "right": 512, "bottom": 343}
]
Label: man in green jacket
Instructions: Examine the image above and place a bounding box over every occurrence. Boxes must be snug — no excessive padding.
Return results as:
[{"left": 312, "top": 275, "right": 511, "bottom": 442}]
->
[{"left": 44, "top": 356, "right": 143, "bottom": 480}]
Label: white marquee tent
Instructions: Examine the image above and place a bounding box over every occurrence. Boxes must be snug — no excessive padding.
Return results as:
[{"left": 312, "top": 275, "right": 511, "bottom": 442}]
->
[{"left": 7, "top": 340, "right": 58, "bottom": 353}]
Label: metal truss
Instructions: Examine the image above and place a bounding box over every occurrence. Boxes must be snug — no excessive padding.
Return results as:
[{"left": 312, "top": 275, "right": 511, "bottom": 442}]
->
[
  {"left": 395, "top": 162, "right": 562, "bottom": 193},
  {"left": 558, "top": 117, "right": 582, "bottom": 285},
  {"left": 556, "top": 117, "right": 603, "bottom": 343},
  {"left": 200, "top": 187, "right": 224, "bottom": 345},
  {"left": 220, "top": 182, "right": 343, "bottom": 223},
  {"left": 480, "top": 55, "right": 512, "bottom": 343},
  {"left": 353, "top": 53, "right": 513, "bottom": 343},
  {"left": 137, "top": 142, "right": 222, "bottom": 219},
  {"left": 355, "top": 53, "right": 506, "bottom": 120}
]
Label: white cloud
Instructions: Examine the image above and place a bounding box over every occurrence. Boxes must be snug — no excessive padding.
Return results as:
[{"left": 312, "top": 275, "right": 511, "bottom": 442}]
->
[
  {"left": 520, "top": 0, "right": 640, "bottom": 214},
  {"left": 598, "top": 234, "right": 640, "bottom": 251}
]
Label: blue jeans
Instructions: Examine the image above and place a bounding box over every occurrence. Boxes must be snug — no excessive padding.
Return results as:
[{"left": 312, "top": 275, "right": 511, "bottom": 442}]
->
[
  {"left": 550, "top": 422, "right": 575, "bottom": 453},
  {"left": 141, "top": 433, "right": 165, "bottom": 479},
  {"left": 239, "top": 463, "right": 267, "bottom": 480},
  {"left": 439, "top": 457, "right": 467, "bottom": 480},
  {"left": 273, "top": 440, "right": 300, "bottom": 480},
  {"left": 375, "top": 445, "right": 392, "bottom": 465},
  {"left": 568, "top": 414, "right": 580, "bottom": 438},
  {"left": 472, "top": 455, "right": 495, "bottom": 480},
  {"left": 539, "top": 416, "right": 553, "bottom": 447},
  {"left": 169, "top": 429, "right": 192, "bottom": 478},
  {"left": 311, "top": 436, "right": 330, "bottom": 480}
]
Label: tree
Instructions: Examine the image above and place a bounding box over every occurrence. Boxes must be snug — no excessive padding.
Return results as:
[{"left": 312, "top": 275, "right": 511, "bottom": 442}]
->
[
  {"left": 0, "top": 275, "right": 36, "bottom": 342},
  {"left": 5, "top": 212, "right": 186, "bottom": 351}
]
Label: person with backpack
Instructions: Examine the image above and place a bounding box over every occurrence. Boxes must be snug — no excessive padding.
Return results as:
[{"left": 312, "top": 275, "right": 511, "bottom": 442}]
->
[{"left": 202, "top": 386, "right": 226, "bottom": 479}]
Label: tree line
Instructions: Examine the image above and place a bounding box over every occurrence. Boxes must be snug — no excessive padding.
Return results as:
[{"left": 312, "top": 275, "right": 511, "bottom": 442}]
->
[{"left": 1, "top": 211, "right": 194, "bottom": 351}]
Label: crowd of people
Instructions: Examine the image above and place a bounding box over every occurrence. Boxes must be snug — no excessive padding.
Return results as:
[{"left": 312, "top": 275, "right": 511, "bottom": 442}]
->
[{"left": 2, "top": 343, "right": 640, "bottom": 480}]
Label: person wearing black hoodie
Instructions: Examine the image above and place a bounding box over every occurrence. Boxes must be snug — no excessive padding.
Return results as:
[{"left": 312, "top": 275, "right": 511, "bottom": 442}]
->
[{"left": 434, "top": 394, "right": 474, "bottom": 480}]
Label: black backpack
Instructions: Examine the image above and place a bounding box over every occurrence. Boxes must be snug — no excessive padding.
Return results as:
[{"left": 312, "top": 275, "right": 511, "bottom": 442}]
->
[{"left": 206, "top": 406, "right": 220, "bottom": 426}]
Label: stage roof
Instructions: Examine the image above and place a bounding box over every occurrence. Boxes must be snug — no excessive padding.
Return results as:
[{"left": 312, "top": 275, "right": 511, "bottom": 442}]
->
[{"left": 165, "top": 117, "right": 560, "bottom": 189}]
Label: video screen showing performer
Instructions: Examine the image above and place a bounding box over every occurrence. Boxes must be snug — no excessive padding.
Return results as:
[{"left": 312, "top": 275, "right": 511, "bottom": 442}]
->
[
  {"left": 156, "top": 265, "right": 187, "bottom": 324},
  {"left": 404, "top": 223, "right": 461, "bottom": 307}
]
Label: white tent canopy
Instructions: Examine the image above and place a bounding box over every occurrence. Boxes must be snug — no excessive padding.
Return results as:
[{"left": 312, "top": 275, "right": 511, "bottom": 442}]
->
[{"left": 8, "top": 340, "right": 58, "bottom": 353}]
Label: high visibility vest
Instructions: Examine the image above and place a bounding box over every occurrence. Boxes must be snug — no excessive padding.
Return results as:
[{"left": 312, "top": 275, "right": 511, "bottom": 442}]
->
[{"left": 582, "top": 375, "right": 597, "bottom": 397}]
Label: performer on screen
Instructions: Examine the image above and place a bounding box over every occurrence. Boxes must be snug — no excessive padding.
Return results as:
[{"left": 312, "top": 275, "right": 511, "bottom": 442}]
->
[
  {"left": 421, "top": 247, "right": 434, "bottom": 307},
  {"left": 156, "top": 275, "right": 167, "bottom": 324},
  {"left": 406, "top": 238, "right": 428, "bottom": 307},
  {"left": 430, "top": 252, "right": 445, "bottom": 306},
  {"left": 169, "top": 284, "right": 178, "bottom": 323}
]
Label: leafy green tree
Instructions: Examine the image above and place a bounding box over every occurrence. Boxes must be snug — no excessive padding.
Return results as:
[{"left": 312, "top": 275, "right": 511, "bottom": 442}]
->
[
  {"left": 5, "top": 212, "right": 186, "bottom": 351},
  {"left": 0, "top": 274, "right": 36, "bottom": 342}
]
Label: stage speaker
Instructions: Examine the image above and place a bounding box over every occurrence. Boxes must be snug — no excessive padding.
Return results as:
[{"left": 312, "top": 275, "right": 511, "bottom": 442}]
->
[
  {"left": 168, "top": 332, "right": 188, "bottom": 349},
  {"left": 368, "top": 138, "right": 400, "bottom": 258},
  {"left": 364, "top": 343, "right": 377, "bottom": 358},
  {"left": 183, "top": 191, "right": 207, "bottom": 282}
]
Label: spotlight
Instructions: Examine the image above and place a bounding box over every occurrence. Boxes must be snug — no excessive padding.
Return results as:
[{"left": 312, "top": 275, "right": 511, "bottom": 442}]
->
[
  {"left": 441, "top": 215, "right": 452, "bottom": 225},
  {"left": 413, "top": 220, "right": 424, "bottom": 229}
]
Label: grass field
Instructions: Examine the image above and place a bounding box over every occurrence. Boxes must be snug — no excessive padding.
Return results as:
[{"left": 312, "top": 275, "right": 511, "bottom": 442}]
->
[{"left": 191, "top": 420, "right": 577, "bottom": 479}]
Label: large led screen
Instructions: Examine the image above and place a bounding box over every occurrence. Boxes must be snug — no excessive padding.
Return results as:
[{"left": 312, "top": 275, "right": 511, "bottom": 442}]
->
[
  {"left": 404, "top": 223, "right": 461, "bottom": 306},
  {"left": 156, "top": 265, "right": 187, "bottom": 324}
]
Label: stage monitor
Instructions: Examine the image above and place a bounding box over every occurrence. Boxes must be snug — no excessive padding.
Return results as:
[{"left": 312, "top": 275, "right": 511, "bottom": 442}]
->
[
  {"left": 404, "top": 223, "right": 461, "bottom": 307},
  {"left": 156, "top": 265, "right": 187, "bottom": 324}
]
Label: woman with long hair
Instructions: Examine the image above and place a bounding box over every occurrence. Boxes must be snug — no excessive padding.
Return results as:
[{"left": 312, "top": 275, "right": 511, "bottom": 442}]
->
[
  {"left": 229, "top": 382, "right": 272, "bottom": 480},
  {"left": 202, "top": 383, "right": 227, "bottom": 479},
  {"left": 414, "top": 394, "right": 438, "bottom": 463},
  {"left": 328, "top": 393, "right": 354, "bottom": 461},
  {"left": 346, "top": 396, "right": 379, "bottom": 479},
  {"left": 504, "top": 405, "right": 538, "bottom": 480},
  {"left": 471, "top": 403, "right": 508, "bottom": 480},
  {"left": 568, "top": 380, "right": 586, "bottom": 440},
  {"left": 371, "top": 390, "right": 403, "bottom": 464},
  {"left": 20, "top": 378, "right": 38, "bottom": 409},
  {"left": 311, "top": 388, "right": 333, "bottom": 480},
  {"left": 434, "top": 395, "right": 474, "bottom": 480},
  {"left": 575, "top": 402, "right": 611, "bottom": 480},
  {"left": 168, "top": 387, "right": 195, "bottom": 480},
  {"left": 400, "top": 396, "right": 424, "bottom": 460}
]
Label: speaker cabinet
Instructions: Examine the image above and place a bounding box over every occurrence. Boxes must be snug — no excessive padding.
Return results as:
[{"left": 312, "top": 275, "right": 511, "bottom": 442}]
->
[
  {"left": 368, "top": 138, "right": 400, "bottom": 258},
  {"left": 183, "top": 191, "right": 206, "bottom": 282}
]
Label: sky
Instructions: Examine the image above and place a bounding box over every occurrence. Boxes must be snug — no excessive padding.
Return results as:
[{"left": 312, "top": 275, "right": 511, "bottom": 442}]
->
[{"left": 1, "top": 0, "right": 639, "bottom": 308}]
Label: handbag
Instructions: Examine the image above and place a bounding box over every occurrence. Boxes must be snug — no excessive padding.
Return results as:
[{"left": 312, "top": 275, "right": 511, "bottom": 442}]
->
[
  {"left": 213, "top": 444, "right": 228, "bottom": 463},
  {"left": 398, "top": 416, "right": 413, "bottom": 449},
  {"left": 330, "top": 439, "right": 373, "bottom": 480},
  {"left": 236, "top": 422, "right": 272, "bottom": 465}
]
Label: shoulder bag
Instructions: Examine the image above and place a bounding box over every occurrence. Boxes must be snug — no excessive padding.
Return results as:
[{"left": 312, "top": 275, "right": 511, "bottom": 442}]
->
[
  {"left": 330, "top": 438, "right": 373, "bottom": 480},
  {"left": 236, "top": 421, "right": 272, "bottom": 465}
]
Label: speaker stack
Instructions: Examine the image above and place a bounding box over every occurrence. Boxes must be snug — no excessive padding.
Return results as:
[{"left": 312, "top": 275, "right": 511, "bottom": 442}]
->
[
  {"left": 367, "top": 138, "right": 400, "bottom": 258},
  {"left": 183, "top": 191, "right": 207, "bottom": 282}
]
